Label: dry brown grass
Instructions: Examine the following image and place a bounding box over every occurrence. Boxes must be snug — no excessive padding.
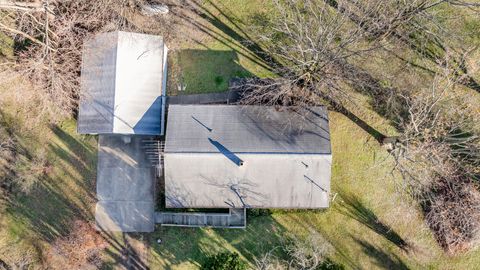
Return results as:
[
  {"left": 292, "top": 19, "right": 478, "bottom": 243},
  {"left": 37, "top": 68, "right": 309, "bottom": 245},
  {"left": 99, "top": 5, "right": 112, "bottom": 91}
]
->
[{"left": 45, "top": 220, "right": 108, "bottom": 269}]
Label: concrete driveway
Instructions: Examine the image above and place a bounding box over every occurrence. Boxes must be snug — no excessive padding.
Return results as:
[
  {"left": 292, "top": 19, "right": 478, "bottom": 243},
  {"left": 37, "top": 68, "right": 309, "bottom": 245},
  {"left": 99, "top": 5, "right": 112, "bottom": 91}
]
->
[{"left": 95, "top": 135, "right": 155, "bottom": 232}]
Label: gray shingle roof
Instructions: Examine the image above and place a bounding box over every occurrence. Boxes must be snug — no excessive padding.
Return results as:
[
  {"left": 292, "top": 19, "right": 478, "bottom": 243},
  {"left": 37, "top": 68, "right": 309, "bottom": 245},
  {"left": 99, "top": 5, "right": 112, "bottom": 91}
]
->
[{"left": 164, "top": 105, "right": 331, "bottom": 154}]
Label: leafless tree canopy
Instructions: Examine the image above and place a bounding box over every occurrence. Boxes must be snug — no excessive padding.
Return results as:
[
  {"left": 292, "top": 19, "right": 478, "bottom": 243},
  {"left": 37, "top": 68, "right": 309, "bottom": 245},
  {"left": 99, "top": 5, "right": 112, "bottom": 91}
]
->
[
  {"left": 1, "top": 0, "right": 479, "bottom": 255},
  {"left": 239, "top": 0, "right": 381, "bottom": 108},
  {"left": 0, "top": 0, "right": 137, "bottom": 117},
  {"left": 255, "top": 231, "right": 334, "bottom": 270},
  {"left": 388, "top": 75, "right": 480, "bottom": 252},
  {"left": 237, "top": 0, "right": 480, "bottom": 253}
]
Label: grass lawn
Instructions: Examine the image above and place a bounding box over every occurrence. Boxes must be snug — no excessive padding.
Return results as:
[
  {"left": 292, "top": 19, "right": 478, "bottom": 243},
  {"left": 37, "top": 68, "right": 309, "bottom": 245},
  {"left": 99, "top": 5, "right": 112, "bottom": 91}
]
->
[
  {"left": 148, "top": 111, "right": 480, "bottom": 270},
  {"left": 0, "top": 76, "right": 100, "bottom": 265},
  {"left": 165, "top": 0, "right": 274, "bottom": 95},
  {"left": 1, "top": 0, "right": 479, "bottom": 269}
]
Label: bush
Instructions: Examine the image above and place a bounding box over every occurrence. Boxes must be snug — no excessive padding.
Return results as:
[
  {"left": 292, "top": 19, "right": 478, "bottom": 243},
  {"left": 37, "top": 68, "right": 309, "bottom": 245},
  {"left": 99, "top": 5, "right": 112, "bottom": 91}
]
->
[
  {"left": 246, "top": 208, "right": 271, "bottom": 218},
  {"left": 201, "top": 251, "right": 246, "bottom": 270}
]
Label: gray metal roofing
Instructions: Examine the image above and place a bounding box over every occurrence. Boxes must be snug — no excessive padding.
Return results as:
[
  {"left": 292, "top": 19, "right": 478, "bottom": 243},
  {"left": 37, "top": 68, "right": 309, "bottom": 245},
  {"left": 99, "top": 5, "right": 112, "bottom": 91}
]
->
[
  {"left": 164, "top": 153, "right": 331, "bottom": 208},
  {"left": 164, "top": 105, "right": 331, "bottom": 154},
  {"left": 77, "top": 31, "right": 165, "bottom": 135}
]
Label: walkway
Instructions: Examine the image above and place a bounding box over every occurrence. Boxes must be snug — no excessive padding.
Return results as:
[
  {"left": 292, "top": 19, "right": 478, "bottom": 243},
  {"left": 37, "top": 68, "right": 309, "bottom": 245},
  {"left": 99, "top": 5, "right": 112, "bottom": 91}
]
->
[
  {"left": 167, "top": 88, "right": 242, "bottom": 105},
  {"left": 155, "top": 208, "right": 246, "bottom": 228}
]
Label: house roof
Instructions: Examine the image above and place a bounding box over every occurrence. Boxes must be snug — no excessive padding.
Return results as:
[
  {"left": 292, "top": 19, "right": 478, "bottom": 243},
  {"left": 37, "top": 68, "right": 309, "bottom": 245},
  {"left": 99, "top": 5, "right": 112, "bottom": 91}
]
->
[
  {"left": 164, "top": 105, "right": 332, "bottom": 209},
  {"left": 77, "top": 31, "right": 166, "bottom": 135},
  {"left": 164, "top": 105, "right": 331, "bottom": 154},
  {"left": 164, "top": 153, "right": 331, "bottom": 208}
]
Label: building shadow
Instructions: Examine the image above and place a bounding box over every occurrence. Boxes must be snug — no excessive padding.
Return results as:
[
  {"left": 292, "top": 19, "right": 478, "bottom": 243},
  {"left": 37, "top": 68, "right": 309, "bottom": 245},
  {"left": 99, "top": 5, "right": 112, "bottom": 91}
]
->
[
  {"left": 351, "top": 236, "right": 410, "bottom": 270},
  {"left": 133, "top": 96, "right": 164, "bottom": 135},
  {"left": 208, "top": 138, "right": 243, "bottom": 166},
  {"left": 338, "top": 192, "right": 410, "bottom": 252}
]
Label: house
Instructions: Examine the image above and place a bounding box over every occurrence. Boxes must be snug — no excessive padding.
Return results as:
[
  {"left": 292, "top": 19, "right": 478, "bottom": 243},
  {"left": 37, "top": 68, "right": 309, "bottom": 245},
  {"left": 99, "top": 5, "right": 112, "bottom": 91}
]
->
[
  {"left": 77, "top": 31, "right": 332, "bottom": 232},
  {"left": 164, "top": 105, "right": 331, "bottom": 209}
]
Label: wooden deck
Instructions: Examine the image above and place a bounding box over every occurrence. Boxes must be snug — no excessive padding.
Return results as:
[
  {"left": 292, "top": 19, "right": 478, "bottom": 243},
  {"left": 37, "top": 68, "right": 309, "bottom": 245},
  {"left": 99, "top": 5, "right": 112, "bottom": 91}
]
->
[{"left": 155, "top": 208, "right": 246, "bottom": 228}]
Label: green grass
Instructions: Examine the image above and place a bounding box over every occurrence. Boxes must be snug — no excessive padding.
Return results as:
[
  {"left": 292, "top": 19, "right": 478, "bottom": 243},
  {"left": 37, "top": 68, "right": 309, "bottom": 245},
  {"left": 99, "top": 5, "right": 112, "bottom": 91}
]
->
[
  {"left": 170, "top": 48, "right": 255, "bottom": 94},
  {"left": 166, "top": 0, "right": 275, "bottom": 95},
  {"left": 0, "top": 99, "right": 98, "bottom": 266},
  {"left": 0, "top": 27, "right": 14, "bottom": 60},
  {"left": 148, "top": 111, "right": 480, "bottom": 270},
  {"left": 1, "top": 0, "right": 479, "bottom": 269}
]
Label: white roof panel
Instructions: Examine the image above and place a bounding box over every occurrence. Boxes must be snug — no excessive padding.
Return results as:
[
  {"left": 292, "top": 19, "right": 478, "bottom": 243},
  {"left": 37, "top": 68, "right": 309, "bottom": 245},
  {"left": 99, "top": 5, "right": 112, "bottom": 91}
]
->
[
  {"left": 165, "top": 153, "right": 331, "bottom": 208},
  {"left": 78, "top": 31, "right": 166, "bottom": 135},
  {"left": 164, "top": 105, "right": 332, "bottom": 209}
]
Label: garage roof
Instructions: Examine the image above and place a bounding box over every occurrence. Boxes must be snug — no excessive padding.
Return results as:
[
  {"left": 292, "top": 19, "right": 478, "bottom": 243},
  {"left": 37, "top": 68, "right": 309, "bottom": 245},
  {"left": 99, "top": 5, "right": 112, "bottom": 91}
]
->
[{"left": 77, "top": 31, "right": 167, "bottom": 135}]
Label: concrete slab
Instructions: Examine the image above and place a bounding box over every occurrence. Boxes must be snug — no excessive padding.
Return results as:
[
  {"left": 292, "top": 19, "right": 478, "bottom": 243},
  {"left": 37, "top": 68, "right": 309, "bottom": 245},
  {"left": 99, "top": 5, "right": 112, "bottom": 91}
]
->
[
  {"left": 96, "top": 135, "right": 155, "bottom": 232},
  {"left": 96, "top": 201, "right": 154, "bottom": 232},
  {"left": 98, "top": 135, "right": 151, "bottom": 168}
]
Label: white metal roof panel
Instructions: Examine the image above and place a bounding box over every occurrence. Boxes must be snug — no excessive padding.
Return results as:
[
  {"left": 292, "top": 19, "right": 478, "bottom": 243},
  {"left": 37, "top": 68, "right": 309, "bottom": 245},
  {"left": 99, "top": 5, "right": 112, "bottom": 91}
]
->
[
  {"left": 77, "top": 31, "right": 165, "bottom": 135},
  {"left": 164, "top": 153, "right": 331, "bottom": 208}
]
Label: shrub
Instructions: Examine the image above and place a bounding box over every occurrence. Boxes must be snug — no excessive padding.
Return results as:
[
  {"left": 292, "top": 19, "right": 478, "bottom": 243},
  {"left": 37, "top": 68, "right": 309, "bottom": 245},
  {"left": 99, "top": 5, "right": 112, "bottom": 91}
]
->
[
  {"left": 201, "top": 251, "right": 246, "bottom": 270},
  {"left": 247, "top": 208, "right": 271, "bottom": 218}
]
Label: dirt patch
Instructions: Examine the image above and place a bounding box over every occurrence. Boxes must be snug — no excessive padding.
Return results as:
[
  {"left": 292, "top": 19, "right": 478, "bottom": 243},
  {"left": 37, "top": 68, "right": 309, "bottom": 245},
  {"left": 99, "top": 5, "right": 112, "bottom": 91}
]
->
[{"left": 45, "top": 220, "right": 108, "bottom": 269}]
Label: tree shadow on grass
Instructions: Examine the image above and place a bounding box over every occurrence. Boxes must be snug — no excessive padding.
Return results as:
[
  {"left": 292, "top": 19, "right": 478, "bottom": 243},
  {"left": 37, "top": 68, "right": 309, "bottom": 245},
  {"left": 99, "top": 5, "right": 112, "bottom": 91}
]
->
[
  {"left": 149, "top": 215, "right": 288, "bottom": 269},
  {"left": 173, "top": 1, "right": 394, "bottom": 144},
  {"left": 217, "top": 215, "right": 288, "bottom": 263},
  {"left": 5, "top": 175, "right": 78, "bottom": 241},
  {"left": 276, "top": 212, "right": 360, "bottom": 270},
  {"left": 170, "top": 0, "right": 275, "bottom": 73},
  {"left": 322, "top": 0, "right": 480, "bottom": 94},
  {"left": 99, "top": 229, "right": 150, "bottom": 270},
  {"left": 4, "top": 123, "right": 97, "bottom": 242},
  {"left": 338, "top": 192, "right": 410, "bottom": 252},
  {"left": 170, "top": 49, "right": 253, "bottom": 94},
  {"left": 49, "top": 124, "right": 97, "bottom": 199},
  {"left": 351, "top": 236, "right": 409, "bottom": 270}
]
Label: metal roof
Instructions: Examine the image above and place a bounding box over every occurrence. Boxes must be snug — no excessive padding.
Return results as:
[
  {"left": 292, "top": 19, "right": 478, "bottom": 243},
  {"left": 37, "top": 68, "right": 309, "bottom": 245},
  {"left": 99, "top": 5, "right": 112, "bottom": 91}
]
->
[
  {"left": 164, "top": 105, "right": 332, "bottom": 209},
  {"left": 77, "top": 31, "right": 167, "bottom": 135},
  {"left": 164, "top": 105, "right": 331, "bottom": 154},
  {"left": 164, "top": 153, "right": 331, "bottom": 208}
]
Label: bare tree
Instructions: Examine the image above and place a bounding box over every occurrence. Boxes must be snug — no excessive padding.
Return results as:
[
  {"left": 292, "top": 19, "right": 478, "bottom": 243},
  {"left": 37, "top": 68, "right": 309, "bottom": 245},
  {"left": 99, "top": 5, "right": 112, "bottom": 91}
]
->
[
  {"left": 237, "top": 1, "right": 480, "bottom": 253},
  {"left": 238, "top": 0, "right": 378, "bottom": 108},
  {"left": 0, "top": 0, "right": 139, "bottom": 118},
  {"left": 387, "top": 73, "right": 480, "bottom": 252},
  {"left": 255, "top": 231, "right": 334, "bottom": 270},
  {"left": 327, "top": 0, "right": 480, "bottom": 92}
]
